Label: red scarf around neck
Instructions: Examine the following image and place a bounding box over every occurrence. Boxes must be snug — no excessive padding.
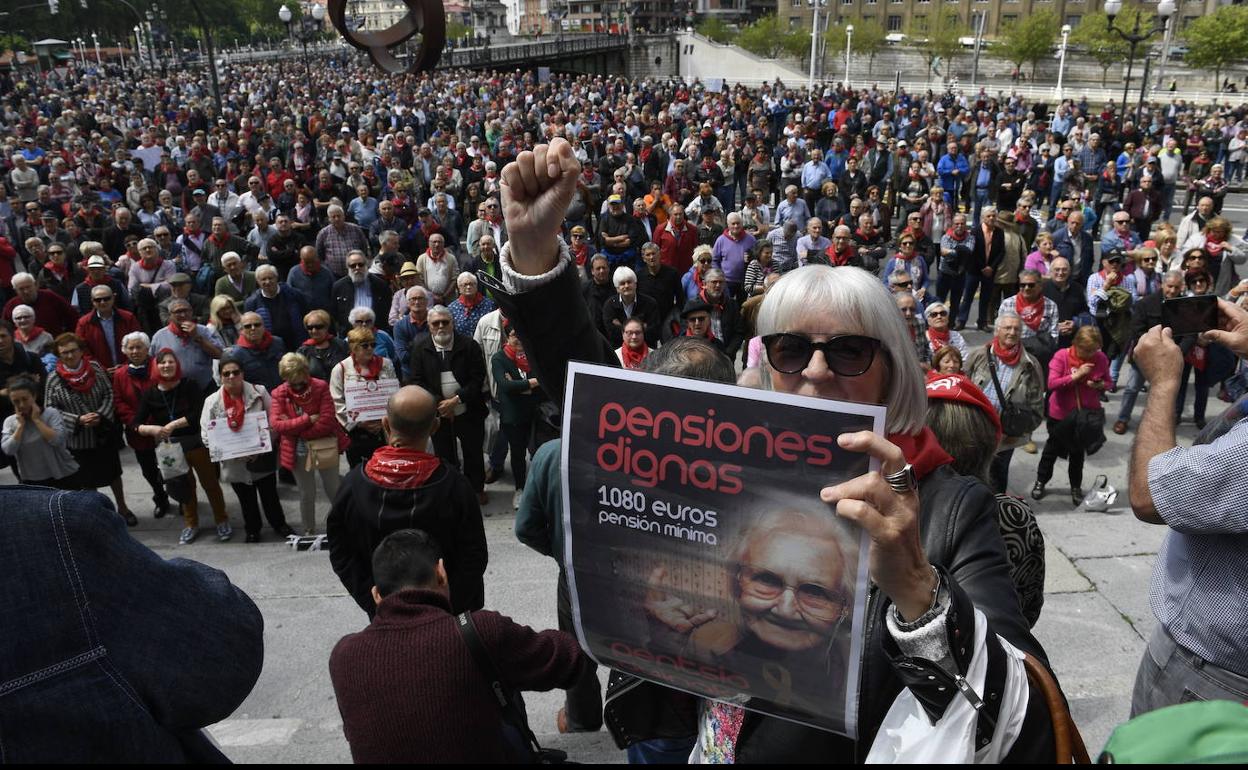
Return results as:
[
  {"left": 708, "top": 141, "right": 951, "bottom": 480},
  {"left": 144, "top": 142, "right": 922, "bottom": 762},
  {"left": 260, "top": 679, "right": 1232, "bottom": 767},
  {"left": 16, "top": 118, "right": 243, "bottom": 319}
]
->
[
  {"left": 926, "top": 327, "right": 950, "bottom": 351},
  {"left": 504, "top": 343, "right": 530, "bottom": 375},
  {"left": 15, "top": 325, "right": 47, "bottom": 345},
  {"left": 222, "top": 386, "right": 247, "bottom": 431},
  {"left": 365, "top": 445, "right": 441, "bottom": 489},
  {"left": 945, "top": 227, "right": 968, "bottom": 241},
  {"left": 354, "top": 354, "right": 384, "bottom": 380},
  {"left": 991, "top": 338, "right": 1022, "bottom": 367},
  {"left": 167, "top": 319, "right": 194, "bottom": 340},
  {"left": 44, "top": 260, "right": 68, "bottom": 280},
  {"left": 237, "top": 330, "right": 274, "bottom": 352},
  {"left": 888, "top": 427, "right": 954, "bottom": 480},
  {"left": 56, "top": 360, "right": 98, "bottom": 393},
  {"left": 620, "top": 343, "right": 649, "bottom": 370},
  {"left": 1014, "top": 293, "right": 1046, "bottom": 331},
  {"left": 459, "top": 292, "right": 484, "bottom": 312}
]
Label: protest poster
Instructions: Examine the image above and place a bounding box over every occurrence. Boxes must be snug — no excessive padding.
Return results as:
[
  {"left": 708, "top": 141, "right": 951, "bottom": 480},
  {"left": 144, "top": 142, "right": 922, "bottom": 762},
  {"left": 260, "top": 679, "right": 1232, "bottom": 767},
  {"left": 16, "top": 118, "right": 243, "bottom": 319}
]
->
[
  {"left": 205, "top": 411, "right": 272, "bottom": 462},
  {"left": 560, "top": 362, "right": 883, "bottom": 737},
  {"left": 343, "top": 378, "right": 400, "bottom": 423}
]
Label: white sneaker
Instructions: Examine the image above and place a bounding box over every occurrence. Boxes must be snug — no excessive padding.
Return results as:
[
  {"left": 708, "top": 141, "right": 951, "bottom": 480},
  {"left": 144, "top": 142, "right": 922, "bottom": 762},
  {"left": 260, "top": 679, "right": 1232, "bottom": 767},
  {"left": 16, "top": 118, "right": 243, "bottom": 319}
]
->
[{"left": 512, "top": 490, "right": 523, "bottom": 510}]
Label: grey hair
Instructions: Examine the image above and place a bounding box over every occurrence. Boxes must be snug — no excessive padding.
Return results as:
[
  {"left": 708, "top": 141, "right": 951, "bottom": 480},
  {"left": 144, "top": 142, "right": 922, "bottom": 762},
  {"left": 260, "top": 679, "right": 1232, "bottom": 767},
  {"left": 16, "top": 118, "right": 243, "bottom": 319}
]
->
[
  {"left": 348, "top": 306, "right": 376, "bottom": 324},
  {"left": 1018, "top": 269, "right": 1041, "bottom": 282},
  {"left": 704, "top": 268, "right": 726, "bottom": 282},
  {"left": 428, "top": 304, "right": 452, "bottom": 321},
  {"left": 456, "top": 271, "right": 478, "bottom": 287},
  {"left": 10, "top": 272, "right": 34, "bottom": 288},
  {"left": 981, "top": 205, "right": 998, "bottom": 218},
  {"left": 11, "top": 303, "right": 35, "bottom": 320},
  {"left": 888, "top": 269, "right": 911, "bottom": 285},
  {"left": 221, "top": 250, "right": 242, "bottom": 265},
  {"left": 1163, "top": 268, "right": 1185, "bottom": 284},
  {"left": 642, "top": 337, "right": 735, "bottom": 384},
  {"left": 121, "top": 331, "right": 151, "bottom": 349},
  {"left": 255, "top": 264, "right": 278, "bottom": 280},
  {"left": 613, "top": 266, "right": 637, "bottom": 287},
  {"left": 406, "top": 286, "right": 432, "bottom": 301},
  {"left": 755, "top": 265, "right": 927, "bottom": 435},
  {"left": 327, "top": 204, "right": 344, "bottom": 218}
]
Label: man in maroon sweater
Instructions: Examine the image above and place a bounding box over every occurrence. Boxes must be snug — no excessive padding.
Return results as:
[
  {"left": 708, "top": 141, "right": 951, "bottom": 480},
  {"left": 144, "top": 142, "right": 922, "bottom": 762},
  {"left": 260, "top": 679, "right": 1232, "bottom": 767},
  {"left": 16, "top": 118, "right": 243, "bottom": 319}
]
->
[{"left": 329, "top": 529, "right": 586, "bottom": 763}]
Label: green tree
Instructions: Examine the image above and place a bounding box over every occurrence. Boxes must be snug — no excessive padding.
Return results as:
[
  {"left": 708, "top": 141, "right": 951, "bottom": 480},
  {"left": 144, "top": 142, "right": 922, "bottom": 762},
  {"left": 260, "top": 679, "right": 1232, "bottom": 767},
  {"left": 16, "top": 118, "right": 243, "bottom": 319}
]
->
[
  {"left": 1000, "top": 10, "right": 1058, "bottom": 79},
  {"left": 909, "top": 12, "right": 966, "bottom": 83},
  {"left": 824, "top": 16, "right": 887, "bottom": 75},
  {"left": 696, "top": 16, "right": 734, "bottom": 44},
  {"left": 1068, "top": 12, "right": 1133, "bottom": 88},
  {"left": 737, "top": 14, "right": 806, "bottom": 60},
  {"left": 1184, "top": 6, "right": 1248, "bottom": 90}
]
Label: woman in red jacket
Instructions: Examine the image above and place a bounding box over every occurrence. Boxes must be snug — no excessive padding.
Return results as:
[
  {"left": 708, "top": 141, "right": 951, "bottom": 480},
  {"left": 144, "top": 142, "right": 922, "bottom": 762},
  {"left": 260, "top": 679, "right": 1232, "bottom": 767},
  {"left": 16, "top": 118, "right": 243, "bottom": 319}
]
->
[
  {"left": 270, "top": 352, "right": 348, "bottom": 535},
  {"left": 112, "top": 331, "right": 170, "bottom": 518}
]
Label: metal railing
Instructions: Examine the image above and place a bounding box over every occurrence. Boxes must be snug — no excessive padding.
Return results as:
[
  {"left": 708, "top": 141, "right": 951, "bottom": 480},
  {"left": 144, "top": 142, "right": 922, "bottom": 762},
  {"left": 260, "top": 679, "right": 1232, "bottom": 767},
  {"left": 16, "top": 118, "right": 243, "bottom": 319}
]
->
[{"left": 439, "top": 33, "right": 628, "bottom": 69}]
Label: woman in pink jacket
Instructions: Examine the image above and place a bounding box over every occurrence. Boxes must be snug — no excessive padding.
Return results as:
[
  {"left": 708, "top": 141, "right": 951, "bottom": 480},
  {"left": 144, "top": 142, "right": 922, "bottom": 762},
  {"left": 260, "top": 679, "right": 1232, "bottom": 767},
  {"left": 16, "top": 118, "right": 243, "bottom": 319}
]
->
[
  {"left": 270, "top": 352, "right": 349, "bottom": 535},
  {"left": 1031, "top": 327, "right": 1110, "bottom": 506}
]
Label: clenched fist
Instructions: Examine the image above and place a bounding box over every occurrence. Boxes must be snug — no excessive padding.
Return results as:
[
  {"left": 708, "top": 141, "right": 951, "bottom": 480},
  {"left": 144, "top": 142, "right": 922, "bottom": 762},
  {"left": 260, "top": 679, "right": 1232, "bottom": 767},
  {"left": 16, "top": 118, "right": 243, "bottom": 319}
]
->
[{"left": 500, "top": 138, "right": 582, "bottom": 276}]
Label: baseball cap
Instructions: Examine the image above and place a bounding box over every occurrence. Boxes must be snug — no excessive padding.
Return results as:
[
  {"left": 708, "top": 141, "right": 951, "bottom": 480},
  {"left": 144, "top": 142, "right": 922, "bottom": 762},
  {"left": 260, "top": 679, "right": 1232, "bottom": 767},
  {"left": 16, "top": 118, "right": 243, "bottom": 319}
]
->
[
  {"left": 192, "top": 188, "right": 206, "bottom": 196},
  {"left": 607, "top": 194, "right": 624, "bottom": 205}
]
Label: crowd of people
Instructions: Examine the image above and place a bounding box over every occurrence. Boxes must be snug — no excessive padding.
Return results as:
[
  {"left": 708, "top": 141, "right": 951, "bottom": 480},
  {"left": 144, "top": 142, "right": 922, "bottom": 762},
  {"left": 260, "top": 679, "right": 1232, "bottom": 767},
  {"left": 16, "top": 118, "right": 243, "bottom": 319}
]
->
[{"left": 3, "top": 49, "right": 1248, "bottom": 762}]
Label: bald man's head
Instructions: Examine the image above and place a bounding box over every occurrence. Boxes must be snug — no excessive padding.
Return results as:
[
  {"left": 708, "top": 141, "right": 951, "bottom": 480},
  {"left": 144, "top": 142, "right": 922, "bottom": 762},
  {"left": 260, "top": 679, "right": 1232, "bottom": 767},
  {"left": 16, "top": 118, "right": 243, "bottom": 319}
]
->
[{"left": 383, "top": 385, "right": 439, "bottom": 445}]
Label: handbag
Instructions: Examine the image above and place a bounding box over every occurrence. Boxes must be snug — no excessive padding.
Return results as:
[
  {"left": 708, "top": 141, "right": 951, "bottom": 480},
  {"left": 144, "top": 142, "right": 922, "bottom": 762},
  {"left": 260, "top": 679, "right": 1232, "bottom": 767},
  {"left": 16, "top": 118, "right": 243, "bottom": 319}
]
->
[
  {"left": 305, "top": 436, "right": 340, "bottom": 472},
  {"left": 455, "top": 612, "right": 571, "bottom": 765},
  {"left": 1069, "top": 389, "right": 1106, "bottom": 456},
  {"left": 155, "top": 439, "right": 189, "bottom": 479},
  {"left": 985, "top": 349, "right": 1036, "bottom": 438}
]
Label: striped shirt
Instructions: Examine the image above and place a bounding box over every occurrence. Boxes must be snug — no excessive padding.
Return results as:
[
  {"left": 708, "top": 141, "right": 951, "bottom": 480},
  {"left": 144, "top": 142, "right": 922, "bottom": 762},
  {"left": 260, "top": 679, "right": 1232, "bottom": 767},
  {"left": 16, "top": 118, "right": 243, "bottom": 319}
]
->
[
  {"left": 1148, "top": 417, "right": 1248, "bottom": 675},
  {"left": 43, "top": 362, "right": 116, "bottom": 451}
]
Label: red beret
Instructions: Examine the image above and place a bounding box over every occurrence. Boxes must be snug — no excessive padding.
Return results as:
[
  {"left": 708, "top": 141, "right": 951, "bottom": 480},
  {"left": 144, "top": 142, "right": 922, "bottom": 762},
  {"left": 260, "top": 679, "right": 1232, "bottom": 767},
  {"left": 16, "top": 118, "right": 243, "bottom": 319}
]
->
[{"left": 925, "top": 372, "right": 1002, "bottom": 441}]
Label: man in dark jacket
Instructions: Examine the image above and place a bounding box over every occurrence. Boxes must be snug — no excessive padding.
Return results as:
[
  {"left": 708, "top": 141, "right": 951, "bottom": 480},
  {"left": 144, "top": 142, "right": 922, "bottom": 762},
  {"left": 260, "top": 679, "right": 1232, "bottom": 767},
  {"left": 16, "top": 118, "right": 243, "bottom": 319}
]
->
[
  {"left": 244, "top": 265, "right": 308, "bottom": 351},
  {"left": 225, "top": 312, "right": 287, "bottom": 391},
  {"left": 326, "top": 386, "right": 488, "bottom": 617},
  {"left": 1043, "top": 257, "right": 1089, "bottom": 350},
  {"left": 407, "top": 306, "right": 490, "bottom": 503},
  {"left": 0, "top": 486, "right": 262, "bottom": 762},
  {"left": 698, "top": 269, "right": 745, "bottom": 358},
  {"left": 331, "top": 251, "right": 392, "bottom": 334},
  {"left": 636, "top": 241, "right": 683, "bottom": 337},
  {"left": 601, "top": 266, "right": 661, "bottom": 349},
  {"left": 329, "top": 528, "right": 579, "bottom": 763}
]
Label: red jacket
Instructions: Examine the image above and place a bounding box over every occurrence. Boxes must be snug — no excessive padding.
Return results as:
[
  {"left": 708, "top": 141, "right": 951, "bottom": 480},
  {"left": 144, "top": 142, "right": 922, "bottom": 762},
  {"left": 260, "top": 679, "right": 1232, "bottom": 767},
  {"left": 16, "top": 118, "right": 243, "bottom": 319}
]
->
[
  {"left": 75, "top": 308, "right": 141, "bottom": 369},
  {"left": 266, "top": 168, "right": 295, "bottom": 200},
  {"left": 4, "top": 289, "right": 79, "bottom": 337},
  {"left": 112, "top": 362, "right": 155, "bottom": 450},
  {"left": 655, "top": 220, "right": 698, "bottom": 275},
  {"left": 269, "top": 378, "right": 348, "bottom": 471}
]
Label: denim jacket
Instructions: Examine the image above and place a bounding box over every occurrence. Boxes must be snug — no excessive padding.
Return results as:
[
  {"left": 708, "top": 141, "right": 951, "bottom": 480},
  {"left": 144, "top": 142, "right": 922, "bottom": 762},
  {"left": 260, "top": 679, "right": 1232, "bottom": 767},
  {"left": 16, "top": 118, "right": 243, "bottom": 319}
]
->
[{"left": 0, "top": 486, "right": 264, "bottom": 762}]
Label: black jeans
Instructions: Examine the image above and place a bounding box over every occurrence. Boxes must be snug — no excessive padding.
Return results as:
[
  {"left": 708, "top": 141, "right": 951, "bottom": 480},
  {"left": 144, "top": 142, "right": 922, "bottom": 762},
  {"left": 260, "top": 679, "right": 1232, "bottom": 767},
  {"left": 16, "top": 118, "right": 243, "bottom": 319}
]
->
[
  {"left": 230, "top": 474, "right": 290, "bottom": 536},
  {"left": 1036, "top": 418, "right": 1085, "bottom": 492},
  {"left": 557, "top": 570, "right": 602, "bottom": 730},
  {"left": 133, "top": 446, "right": 169, "bottom": 505},
  {"left": 432, "top": 413, "right": 486, "bottom": 492},
  {"left": 989, "top": 448, "right": 1016, "bottom": 494},
  {"left": 501, "top": 420, "right": 532, "bottom": 491}
]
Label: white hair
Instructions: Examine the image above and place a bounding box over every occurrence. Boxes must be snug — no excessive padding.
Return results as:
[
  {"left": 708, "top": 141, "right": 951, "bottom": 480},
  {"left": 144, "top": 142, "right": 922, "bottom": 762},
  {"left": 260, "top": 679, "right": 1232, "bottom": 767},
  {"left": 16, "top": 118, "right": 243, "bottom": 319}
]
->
[
  {"left": 11, "top": 303, "right": 35, "bottom": 320},
  {"left": 613, "top": 266, "right": 637, "bottom": 287},
  {"left": 221, "top": 251, "right": 242, "bottom": 265},
  {"left": 456, "top": 271, "right": 477, "bottom": 287},
  {"left": 755, "top": 265, "right": 927, "bottom": 435},
  {"left": 406, "top": 286, "right": 432, "bottom": 301},
  {"left": 348, "top": 306, "right": 376, "bottom": 324},
  {"left": 255, "top": 264, "right": 278, "bottom": 280},
  {"left": 10, "top": 272, "right": 34, "bottom": 289},
  {"left": 122, "top": 331, "right": 151, "bottom": 349},
  {"left": 428, "top": 304, "right": 452, "bottom": 321}
]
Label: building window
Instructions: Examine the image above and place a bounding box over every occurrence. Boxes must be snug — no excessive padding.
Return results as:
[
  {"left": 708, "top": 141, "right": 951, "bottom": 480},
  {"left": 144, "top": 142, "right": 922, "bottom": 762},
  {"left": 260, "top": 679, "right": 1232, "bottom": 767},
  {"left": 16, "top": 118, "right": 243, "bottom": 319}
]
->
[
  {"left": 867, "top": 0, "right": 878, "bottom": 5},
  {"left": 791, "top": 0, "right": 801, "bottom": 6},
  {"left": 1001, "top": 13, "right": 1017, "bottom": 25},
  {"left": 1065, "top": 14, "right": 1080, "bottom": 25},
  {"left": 843, "top": 0, "right": 854, "bottom": 5},
  {"left": 913, "top": 14, "right": 928, "bottom": 30},
  {"left": 891, "top": 0, "right": 903, "bottom": 5},
  {"left": 887, "top": 13, "right": 902, "bottom": 29}
]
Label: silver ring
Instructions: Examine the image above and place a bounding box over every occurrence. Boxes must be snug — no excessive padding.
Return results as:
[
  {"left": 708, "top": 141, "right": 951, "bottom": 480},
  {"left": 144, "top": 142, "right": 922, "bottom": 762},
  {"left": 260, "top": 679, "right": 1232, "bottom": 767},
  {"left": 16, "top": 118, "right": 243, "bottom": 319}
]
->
[{"left": 884, "top": 463, "right": 918, "bottom": 495}]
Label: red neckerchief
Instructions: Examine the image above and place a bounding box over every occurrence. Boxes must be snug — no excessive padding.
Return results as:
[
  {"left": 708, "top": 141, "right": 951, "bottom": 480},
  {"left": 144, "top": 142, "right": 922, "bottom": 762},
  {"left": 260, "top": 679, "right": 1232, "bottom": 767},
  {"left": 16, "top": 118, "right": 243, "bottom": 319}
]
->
[
  {"left": 503, "top": 342, "right": 530, "bottom": 375},
  {"left": 620, "top": 343, "right": 649, "bottom": 370},
  {"left": 722, "top": 227, "right": 744, "bottom": 242},
  {"left": 685, "top": 325, "right": 714, "bottom": 339},
  {"left": 167, "top": 319, "right": 193, "bottom": 340},
  {"left": 699, "top": 289, "right": 724, "bottom": 313},
  {"left": 887, "top": 427, "right": 954, "bottom": 479},
  {"left": 639, "top": 146, "right": 652, "bottom": 163},
  {"left": 15, "top": 325, "right": 46, "bottom": 344},
  {"left": 927, "top": 327, "right": 950, "bottom": 351},
  {"left": 300, "top": 260, "right": 322, "bottom": 276},
  {"left": 354, "top": 354, "right": 383, "bottom": 380},
  {"left": 364, "top": 445, "right": 441, "bottom": 489},
  {"left": 237, "top": 330, "right": 273, "bottom": 351},
  {"left": 572, "top": 242, "right": 589, "bottom": 266},
  {"left": 222, "top": 387, "right": 247, "bottom": 431},
  {"left": 1098, "top": 268, "right": 1121, "bottom": 288},
  {"left": 209, "top": 233, "right": 230, "bottom": 249},
  {"left": 1014, "top": 293, "right": 1045, "bottom": 331},
  {"left": 44, "top": 260, "right": 68, "bottom": 280},
  {"left": 991, "top": 338, "right": 1022, "bottom": 367},
  {"left": 459, "top": 292, "right": 484, "bottom": 312},
  {"left": 140, "top": 254, "right": 161, "bottom": 271},
  {"left": 1205, "top": 233, "right": 1226, "bottom": 256},
  {"left": 56, "top": 360, "right": 97, "bottom": 393},
  {"left": 287, "top": 381, "right": 317, "bottom": 410},
  {"left": 302, "top": 333, "right": 334, "bottom": 347},
  {"left": 945, "top": 227, "right": 968, "bottom": 241},
  {"left": 425, "top": 248, "right": 444, "bottom": 263},
  {"left": 183, "top": 225, "right": 201, "bottom": 238}
]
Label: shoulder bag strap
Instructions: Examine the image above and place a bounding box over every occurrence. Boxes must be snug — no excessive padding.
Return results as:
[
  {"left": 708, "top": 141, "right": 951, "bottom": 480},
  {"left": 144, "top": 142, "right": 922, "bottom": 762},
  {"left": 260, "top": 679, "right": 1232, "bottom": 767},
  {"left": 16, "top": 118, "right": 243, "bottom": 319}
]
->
[
  {"left": 454, "top": 612, "right": 544, "bottom": 758},
  {"left": 985, "top": 347, "right": 1008, "bottom": 406}
]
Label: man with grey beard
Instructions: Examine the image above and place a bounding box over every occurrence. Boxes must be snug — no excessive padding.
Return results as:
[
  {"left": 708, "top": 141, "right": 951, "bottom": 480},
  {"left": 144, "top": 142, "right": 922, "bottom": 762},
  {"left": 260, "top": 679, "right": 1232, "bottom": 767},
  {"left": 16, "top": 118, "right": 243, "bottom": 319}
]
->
[{"left": 406, "top": 305, "right": 490, "bottom": 505}]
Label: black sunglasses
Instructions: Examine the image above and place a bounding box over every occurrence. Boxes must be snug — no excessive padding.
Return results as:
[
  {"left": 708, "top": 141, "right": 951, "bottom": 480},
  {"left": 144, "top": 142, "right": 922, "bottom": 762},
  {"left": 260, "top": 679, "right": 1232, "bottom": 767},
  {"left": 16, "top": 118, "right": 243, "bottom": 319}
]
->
[
  {"left": 305, "top": 323, "right": 327, "bottom": 331},
  {"left": 762, "top": 333, "right": 882, "bottom": 376}
]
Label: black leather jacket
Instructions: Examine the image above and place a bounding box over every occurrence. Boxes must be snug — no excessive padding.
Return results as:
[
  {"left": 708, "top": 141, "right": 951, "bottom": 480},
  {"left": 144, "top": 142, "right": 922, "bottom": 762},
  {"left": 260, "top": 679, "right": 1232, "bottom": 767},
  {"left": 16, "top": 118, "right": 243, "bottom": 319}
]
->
[{"left": 487, "top": 253, "right": 1055, "bottom": 762}]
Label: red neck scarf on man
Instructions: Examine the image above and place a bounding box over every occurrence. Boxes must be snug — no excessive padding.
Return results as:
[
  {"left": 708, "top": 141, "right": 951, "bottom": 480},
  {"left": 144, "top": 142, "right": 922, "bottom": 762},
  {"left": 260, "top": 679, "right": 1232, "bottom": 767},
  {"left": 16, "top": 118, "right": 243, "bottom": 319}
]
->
[
  {"left": 44, "top": 260, "right": 68, "bottom": 280},
  {"left": 425, "top": 248, "right": 444, "bottom": 263},
  {"left": 699, "top": 289, "right": 724, "bottom": 313},
  {"left": 504, "top": 342, "right": 530, "bottom": 375},
  {"left": 222, "top": 387, "right": 247, "bottom": 431},
  {"left": 365, "top": 445, "right": 441, "bottom": 489},
  {"left": 354, "top": 354, "right": 384, "bottom": 380},
  {"left": 945, "top": 227, "right": 968, "bottom": 241},
  {"left": 167, "top": 319, "right": 193, "bottom": 340},
  {"left": 620, "top": 343, "right": 649, "bottom": 370},
  {"left": 237, "top": 330, "right": 274, "bottom": 352},
  {"left": 991, "top": 337, "right": 1022, "bottom": 367},
  {"left": 140, "top": 254, "right": 161, "bottom": 271},
  {"left": 827, "top": 245, "right": 856, "bottom": 267},
  {"left": 209, "top": 232, "right": 230, "bottom": 249},
  {"left": 1098, "top": 268, "right": 1121, "bottom": 287},
  {"left": 1014, "top": 293, "right": 1045, "bottom": 331},
  {"left": 685, "top": 325, "right": 714, "bottom": 340},
  {"left": 926, "top": 326, "right": 950, "bottom": 351},
  {"left": 56, "top": 359, "right": 97, "bottom": 393},
  {"left": 888, "top": 427, "right": 954, "bottom": 480}
]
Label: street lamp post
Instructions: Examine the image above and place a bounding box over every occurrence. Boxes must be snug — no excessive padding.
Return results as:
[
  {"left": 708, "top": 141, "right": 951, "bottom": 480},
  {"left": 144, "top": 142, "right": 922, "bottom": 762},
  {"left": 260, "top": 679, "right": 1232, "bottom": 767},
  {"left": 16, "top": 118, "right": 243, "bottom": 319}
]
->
[
  {"left": 806, "top": 0, "right": 827, "bottom": 92},
  {"left": 1104, "top": 0, "right": 1176, "bottom": 127},
  {"left": 971, "top": 10, "right": 986, "bottom": 89},
  {"left": 279, "top": 2, "right": 326, "bottom": 103},
  {"left": 1154, "top": 5, "right": 1175, "bottom": 92},
  {"left": 91, "top": 32, "right": 101, "bottom": 66},
  {"left": 1056, "top": 23, "right": 1071, "bottom": 103},
  {"left": 844, "top": 23, "right": 853, "bottom": 88}
]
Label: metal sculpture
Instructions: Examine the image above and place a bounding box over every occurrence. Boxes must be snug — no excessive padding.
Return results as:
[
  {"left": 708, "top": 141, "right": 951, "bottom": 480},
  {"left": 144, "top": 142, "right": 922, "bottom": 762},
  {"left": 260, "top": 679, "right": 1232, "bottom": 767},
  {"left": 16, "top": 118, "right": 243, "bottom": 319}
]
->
[{"left": 326, "top": 0, "right": 446, "bottom": 74}]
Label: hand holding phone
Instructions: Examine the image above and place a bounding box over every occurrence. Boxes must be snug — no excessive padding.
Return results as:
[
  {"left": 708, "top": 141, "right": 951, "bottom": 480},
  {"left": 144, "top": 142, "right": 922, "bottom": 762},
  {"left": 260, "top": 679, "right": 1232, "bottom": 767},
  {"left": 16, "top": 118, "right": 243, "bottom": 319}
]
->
[{"left": 1162, "top": 295, "right": 1218, "bottom": 337}]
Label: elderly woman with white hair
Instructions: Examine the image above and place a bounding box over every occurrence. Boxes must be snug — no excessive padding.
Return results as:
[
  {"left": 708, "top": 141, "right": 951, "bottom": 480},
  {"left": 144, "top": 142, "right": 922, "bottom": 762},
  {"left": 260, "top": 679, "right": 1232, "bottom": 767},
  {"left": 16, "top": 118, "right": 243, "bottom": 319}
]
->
[
  {"left": 449, "top": 271, "right": 496, "bottom": 338},
  {"left": 347, "top": 306, "right": 401, "bottom": 373},
  {"left": 111, "top": 330, "right": 171, "bottom": 518},
  {"left": 10, "top": 304, "right": 55, "bottom": 356},
  {"left": 491, "top": 140, "right": 1058, "bottom": 762}
]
